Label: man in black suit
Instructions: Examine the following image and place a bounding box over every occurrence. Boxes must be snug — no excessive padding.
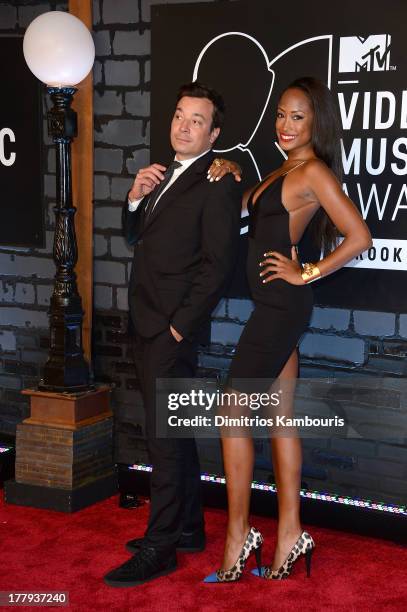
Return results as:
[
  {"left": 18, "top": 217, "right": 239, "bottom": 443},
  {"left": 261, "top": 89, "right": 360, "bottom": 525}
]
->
[{"left": 104, "top": 83, "right": 241, "bottom": 587}]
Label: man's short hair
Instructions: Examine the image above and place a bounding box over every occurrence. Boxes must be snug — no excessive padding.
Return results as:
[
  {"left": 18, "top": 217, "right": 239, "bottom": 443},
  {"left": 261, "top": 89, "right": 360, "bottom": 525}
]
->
[{"left": 176, "top": 82, "right": 225, "bottom": 131}]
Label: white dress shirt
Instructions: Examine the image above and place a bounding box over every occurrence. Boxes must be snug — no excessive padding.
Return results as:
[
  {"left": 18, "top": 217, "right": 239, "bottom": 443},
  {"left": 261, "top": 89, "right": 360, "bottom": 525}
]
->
[{"left": 128, "top": 149, "right": 211, "bottom": 212}]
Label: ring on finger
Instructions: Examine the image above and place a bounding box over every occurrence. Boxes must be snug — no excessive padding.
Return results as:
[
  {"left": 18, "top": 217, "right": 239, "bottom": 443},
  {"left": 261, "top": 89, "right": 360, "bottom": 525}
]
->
[{"left": 213, "top": 158, "right": 224, "bottom": 167}]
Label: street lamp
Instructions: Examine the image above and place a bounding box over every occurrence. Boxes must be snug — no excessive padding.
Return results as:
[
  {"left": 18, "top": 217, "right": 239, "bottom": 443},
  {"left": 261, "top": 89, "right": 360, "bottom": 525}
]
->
[{"left": 23, "top": 11, "right": 95, "bottom": 391}]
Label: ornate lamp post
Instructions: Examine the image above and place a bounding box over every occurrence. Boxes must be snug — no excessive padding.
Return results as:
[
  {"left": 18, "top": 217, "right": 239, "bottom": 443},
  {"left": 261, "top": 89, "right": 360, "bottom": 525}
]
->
[
  {"left": 5, "top": 11, "right": 115, "bottom": 513},
  {"left": 23, "top": 11, "right": 95, "bottom": 391}
]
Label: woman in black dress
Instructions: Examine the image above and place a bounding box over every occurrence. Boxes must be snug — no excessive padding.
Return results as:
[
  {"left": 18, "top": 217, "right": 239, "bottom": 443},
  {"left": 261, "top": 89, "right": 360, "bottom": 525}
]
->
[{"left": 204, "top": 77, "right": 372, "bottom": 582}]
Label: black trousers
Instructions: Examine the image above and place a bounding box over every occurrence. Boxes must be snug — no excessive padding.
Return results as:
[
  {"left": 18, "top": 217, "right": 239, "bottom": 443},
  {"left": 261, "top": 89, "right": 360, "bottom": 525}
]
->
[{"left": 132, "top": 328, "right": 204, "bottom": 553}]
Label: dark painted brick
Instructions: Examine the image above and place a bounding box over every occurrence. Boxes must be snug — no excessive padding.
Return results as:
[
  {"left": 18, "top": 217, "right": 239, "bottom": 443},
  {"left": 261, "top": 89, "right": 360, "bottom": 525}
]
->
[
  {"left": 4, "top": 389, "right": 28, "bottom": 404},
  {"left": 96, "top": 119, "right": 144, "bottom": 147},
  {"left": 330, "top": 438, "right": 376, "bottom": 458},
  {"left": 95, "top": 345, "right": 123, "bottom": 357},
  {"left": 18, "top": 4, "right": 51, "bottom": 28},
  {"left": 353, "top": 310, "right": 395, "bottom": 337},
  {"left": 0, "top": 331, "right": 16, "bottom": 352},
  {"left": 116, "top": 288, "right": 129, "bottom": 311},
  {"left": 94, "top": 261, "right": 126, "bottom": 285},
  {"left": 95, "top": 315, "right": 123, "bottom": 329},
  {"left": 93, "top": 30, "right": 111, "bottom": 56},
  {"left": 198, "top": 353, "right": 231, "bottom": 371},
  {"left": 113, "top": 30, "right": 150, "bottom": 55},
  {"left": 382, "top": 341, "right": 407, "bottom": 358},
  {"left": 95, "top": 148, "right": 123, "bottom": 173},
  {"left": 378, "top": 444, "right": 407, "bottom": 462},
  {"left": 92, "top": 372, "right": 122, "bottom": 388},
  {"left": 15, "top": 283, "right": 35, "bottom": 304},
  {"left": 126, "top": 378, "right": 141, "bottom": 391},
  {"left": 105, "top": 60, "right": 140, "bottom": 87},
  {"left": 0, "top": 253, "right": 54, "bottom": 278},
  {"left": 212, "top": 299, "right": 226, "bottom": 319},
  {"left": 103, "top": 0, "right": 139, "bottom": 23},
  {"left": 39, "top": 335, "right": 50, "bottom": 349},
  {"left": 300, "top": 333, "right": 366, "bottom": 365},
  {"left": 0, "top": 282, "right": 13, "bottom": 302},
  {"left": 141, "top": 0, "right": 212, "bottom": 22},
  {"left": 126, "top": 148, "right": 150, "bottom": 174},
  {"left": 211, "top": 321, "right": 243, "bottom": 345},
  {"left": 0, "top": 4, "right": 17, "bottom": 28},
  {"left": 114, "top": 361, "right": 135, "bottom": 374},
  {"left": 44, "top": 174, "right": 56, "bottom": 198},
  {"left": 3, "top": 360, "right": 37, "bottom": 376},
  {"left": 94, "top": 234, "right": 108, "bottom": 257},
  {"left": 125, "top": 91, "right": 150, "bottom": 116},
  {"left": 310, "top": 307, "right": 350, "bottom": 331},
  {"left": 111, "top": 178, "right": 132, "bottom": 201},
  {"left": 94, "top": 175, "right": 110, "bottom": 199},
  {"left": 366, "top": 356, "right": 407, "bottom": 376},
  {"left": 311, "top": 448, "right": 355, "bottom": 470},
  {"left": 37, "top": 285, "right": 53, "bottom": 306},
  {"left": 21, "top": 349, "right": 47, "bottom": 365},
  {"left": 0, "top": 307, "right": 49, "bottom": 329},
  {"left": 106, "top": 330, "right": 131, "bottom": 344},
  {"left": 93, "top": 0, "right": 101, "bottom": 24},
  {"left": 399, "top": 314, "right": 407, "bottom": 339},
  {"left": 227, "top": 298, "right": 253, "bottom": 322},
  {"left": 0, "top": 374, "right": 21, "bottom": 390},
  {"left": 93, "top": 60, "right": 103, "bottom": 84},
  {"left": 94, "top": 205, "right": 122, "bottom": 230},
  {"left": 94, "top": 285, "right": 113, "bottom": 309},
  {"left": 358, "top": 457, "right": 405, "bottom": 478},
  {"left": 15, "top": 334, "right": 37, "bottom": 350},
  {"left": 111, "top": 236, "right": 133, "bottom": 258},
  {"left": 0, "top": 403, "right": 24, "bottom": 417},
  {"left": 94, "top": 90, "right": 123, "bottom": 116},
  {"left": 36, "top": 231, "right": 54, "bottom": 255},
  {"left": 144, "top": 60, "right": 151, "bottom": 83}
]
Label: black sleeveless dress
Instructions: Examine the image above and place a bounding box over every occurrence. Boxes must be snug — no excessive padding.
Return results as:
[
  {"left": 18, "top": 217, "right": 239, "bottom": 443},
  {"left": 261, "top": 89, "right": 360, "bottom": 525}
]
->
[{"left": 228, "top": 172, "right": 313, "bottom": 389}]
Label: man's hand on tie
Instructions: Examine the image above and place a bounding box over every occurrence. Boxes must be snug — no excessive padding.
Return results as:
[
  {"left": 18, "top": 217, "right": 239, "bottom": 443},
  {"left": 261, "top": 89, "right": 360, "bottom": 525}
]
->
[{"left": 129, "top": 163, "right": 167, "bottom": 202}]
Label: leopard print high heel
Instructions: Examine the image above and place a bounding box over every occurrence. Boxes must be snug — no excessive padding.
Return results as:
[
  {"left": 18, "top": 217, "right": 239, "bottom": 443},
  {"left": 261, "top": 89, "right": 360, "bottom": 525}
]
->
[
  {"left": 203, "top": 527, "right": 264, "bottom": 583},
  {"left": 252, "top": 531, "right": 315, "bottom": 580}
]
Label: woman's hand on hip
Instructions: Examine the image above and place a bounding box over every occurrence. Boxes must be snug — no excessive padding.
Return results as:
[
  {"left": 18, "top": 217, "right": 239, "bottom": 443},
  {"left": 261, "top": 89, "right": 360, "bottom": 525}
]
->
[{"left": 259, "top": 246, "right": 305, "bottom": 285}]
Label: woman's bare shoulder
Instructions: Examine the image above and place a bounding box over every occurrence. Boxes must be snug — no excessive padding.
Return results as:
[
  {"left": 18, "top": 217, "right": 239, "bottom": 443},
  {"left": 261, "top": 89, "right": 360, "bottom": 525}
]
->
[
  {"left": 304, "top": 158, "right": 333, "bottom": 176},
  {"left": 303, "top": 158, "right": 340, "bottom": 187}
]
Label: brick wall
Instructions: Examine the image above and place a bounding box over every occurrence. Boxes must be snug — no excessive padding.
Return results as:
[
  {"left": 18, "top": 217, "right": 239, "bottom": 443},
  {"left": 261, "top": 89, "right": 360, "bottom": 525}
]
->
[{"left": 1, "top": 0, "right": 406, "bottom": 505}]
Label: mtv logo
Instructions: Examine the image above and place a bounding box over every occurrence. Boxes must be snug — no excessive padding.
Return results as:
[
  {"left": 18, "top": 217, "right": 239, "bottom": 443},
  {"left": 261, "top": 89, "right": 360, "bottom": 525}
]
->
[{"left": 339, "top": 35, "right": 391, "bottom": 72}]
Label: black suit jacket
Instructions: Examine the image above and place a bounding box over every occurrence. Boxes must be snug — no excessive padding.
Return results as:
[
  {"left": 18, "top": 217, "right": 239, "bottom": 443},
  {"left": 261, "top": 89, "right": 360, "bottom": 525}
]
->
[{"left": 123, "top": 151, "right": 242, "bottom": 340}]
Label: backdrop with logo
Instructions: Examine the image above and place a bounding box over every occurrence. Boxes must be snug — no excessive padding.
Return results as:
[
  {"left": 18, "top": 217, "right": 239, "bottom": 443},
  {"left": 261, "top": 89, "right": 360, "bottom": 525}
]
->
[
  {"left": 151, "top": 0, "right": 407, "bottom": 312},
  {"left": 0, "top": 36, "right": 43, "bottom": 247}
]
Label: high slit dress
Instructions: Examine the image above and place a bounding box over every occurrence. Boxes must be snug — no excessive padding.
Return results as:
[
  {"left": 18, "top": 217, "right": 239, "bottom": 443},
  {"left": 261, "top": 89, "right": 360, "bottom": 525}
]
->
[{"left": 228, "top": 168, "right": 314, "bottom": 391}]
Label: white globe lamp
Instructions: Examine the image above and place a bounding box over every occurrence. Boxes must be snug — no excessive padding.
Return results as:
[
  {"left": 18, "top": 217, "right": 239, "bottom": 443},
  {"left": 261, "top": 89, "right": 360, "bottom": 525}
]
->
[{"left": 23, "top": 11, "right": 94, "bottom": 87}]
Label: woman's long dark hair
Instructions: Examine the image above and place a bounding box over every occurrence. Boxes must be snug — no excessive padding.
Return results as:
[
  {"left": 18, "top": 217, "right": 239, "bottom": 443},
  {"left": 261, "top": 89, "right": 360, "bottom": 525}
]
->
[{"left": 283, "top": 77, "right": 342, "bottom": 254}]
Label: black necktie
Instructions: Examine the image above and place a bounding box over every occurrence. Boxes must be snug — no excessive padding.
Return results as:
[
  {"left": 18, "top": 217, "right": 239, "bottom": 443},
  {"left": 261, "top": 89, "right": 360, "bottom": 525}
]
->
[{"left": 145, "top": 160, "right": 182, "bottom": 219}]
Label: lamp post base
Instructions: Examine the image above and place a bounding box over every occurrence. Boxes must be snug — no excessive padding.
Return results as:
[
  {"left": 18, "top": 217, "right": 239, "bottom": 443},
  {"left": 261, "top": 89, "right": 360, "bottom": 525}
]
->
[
  {"left": 5, "top": 473, "right": 117, "bottom": 513},
  {"left": 5, "top": 386, "right": 114, "bottom": 512},
  {"left": 37, "top": 381, "right": 94, "bottom": 394}
]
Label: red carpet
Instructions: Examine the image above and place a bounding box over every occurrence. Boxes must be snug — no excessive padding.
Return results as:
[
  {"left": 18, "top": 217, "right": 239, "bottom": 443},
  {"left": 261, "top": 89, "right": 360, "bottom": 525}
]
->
[{"left": 0, "top": 491, "right": 406, "bottom": 611}]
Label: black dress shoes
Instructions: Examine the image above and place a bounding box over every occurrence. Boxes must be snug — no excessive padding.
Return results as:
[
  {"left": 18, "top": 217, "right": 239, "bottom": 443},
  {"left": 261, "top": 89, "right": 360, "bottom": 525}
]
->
[
  {"left": 104, "top": 547, "right": 177, "bottom": 587},
  {"left": 126, "top": 530, "right": 206, "bottom": 555}
]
